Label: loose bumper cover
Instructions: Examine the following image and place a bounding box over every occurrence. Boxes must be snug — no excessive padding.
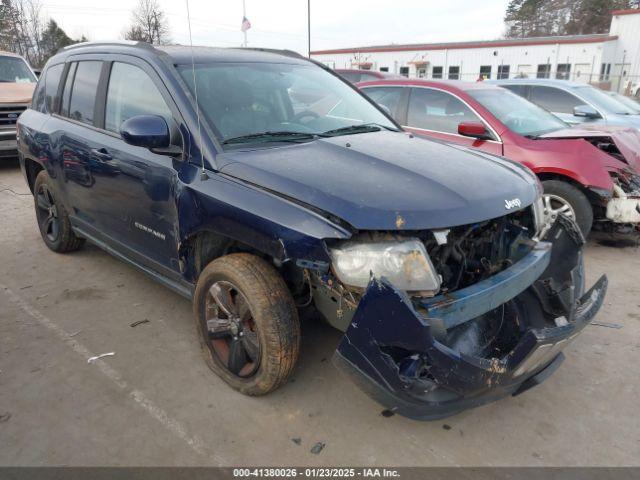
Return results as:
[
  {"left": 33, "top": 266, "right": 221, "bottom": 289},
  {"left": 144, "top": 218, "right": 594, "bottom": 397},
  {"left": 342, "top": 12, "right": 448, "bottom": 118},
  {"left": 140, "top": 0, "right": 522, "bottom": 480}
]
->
[{"left": 334, "top": 216, "right": 608, "bottom": 420}]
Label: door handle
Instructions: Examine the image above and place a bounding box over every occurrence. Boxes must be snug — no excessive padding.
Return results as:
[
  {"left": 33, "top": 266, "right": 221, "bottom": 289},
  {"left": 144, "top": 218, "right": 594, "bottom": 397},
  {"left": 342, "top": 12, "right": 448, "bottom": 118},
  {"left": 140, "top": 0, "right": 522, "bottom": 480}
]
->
[{"left": 91, "top": 148, "right": 113, "bottom": 161}]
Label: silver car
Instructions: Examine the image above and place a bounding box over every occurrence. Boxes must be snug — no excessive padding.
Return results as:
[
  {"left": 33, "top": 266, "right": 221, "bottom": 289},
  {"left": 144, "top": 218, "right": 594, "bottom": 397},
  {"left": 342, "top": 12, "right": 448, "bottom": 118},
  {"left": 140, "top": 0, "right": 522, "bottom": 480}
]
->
[{"left": 490, "top": 79, "right": 640, "bottom": 131}]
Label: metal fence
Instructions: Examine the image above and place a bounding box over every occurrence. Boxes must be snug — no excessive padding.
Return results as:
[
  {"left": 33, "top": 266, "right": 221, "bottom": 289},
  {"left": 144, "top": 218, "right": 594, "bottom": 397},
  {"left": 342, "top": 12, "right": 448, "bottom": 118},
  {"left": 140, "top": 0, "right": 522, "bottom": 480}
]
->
[{"left": 403, "top": 71, "right": 640, "bottom": 95}]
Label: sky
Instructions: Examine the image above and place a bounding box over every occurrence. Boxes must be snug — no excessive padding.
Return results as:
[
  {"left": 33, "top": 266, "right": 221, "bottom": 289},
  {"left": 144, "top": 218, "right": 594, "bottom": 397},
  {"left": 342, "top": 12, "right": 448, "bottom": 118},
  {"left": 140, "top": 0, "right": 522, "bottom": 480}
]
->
[{"left": 41, "top": 0, "right": 512, "bottom": 55}]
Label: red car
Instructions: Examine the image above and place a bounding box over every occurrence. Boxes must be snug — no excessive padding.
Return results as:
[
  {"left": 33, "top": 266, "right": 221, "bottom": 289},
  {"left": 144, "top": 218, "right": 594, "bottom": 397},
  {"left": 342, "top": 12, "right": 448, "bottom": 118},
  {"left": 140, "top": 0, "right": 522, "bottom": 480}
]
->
[
  {"left": 358, "top": 79, "right": 640, "bottom": 237},
  {"left": 335, "top": 68, "right": 403, "bottom": 83}
]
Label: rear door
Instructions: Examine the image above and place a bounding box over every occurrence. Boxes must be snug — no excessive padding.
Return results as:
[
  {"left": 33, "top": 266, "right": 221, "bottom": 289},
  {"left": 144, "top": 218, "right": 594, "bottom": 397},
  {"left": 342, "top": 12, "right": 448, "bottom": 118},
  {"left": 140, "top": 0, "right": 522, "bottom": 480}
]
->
[
  {"left": 57, "top": 60, "right": 108, "bottom": 220},
  {"left": 404, "top": 87, "right": 502, "bottom": 155}
]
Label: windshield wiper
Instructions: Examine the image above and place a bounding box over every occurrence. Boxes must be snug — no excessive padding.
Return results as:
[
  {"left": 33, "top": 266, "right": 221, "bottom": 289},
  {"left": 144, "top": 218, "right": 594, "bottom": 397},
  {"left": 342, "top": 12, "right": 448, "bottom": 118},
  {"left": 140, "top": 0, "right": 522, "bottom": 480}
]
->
[
  {"left": 321, "top": 123, "right": 399, "bottom": 137},
  {"left": 222, "top": 131, "right": 318, "bottom": 145}
]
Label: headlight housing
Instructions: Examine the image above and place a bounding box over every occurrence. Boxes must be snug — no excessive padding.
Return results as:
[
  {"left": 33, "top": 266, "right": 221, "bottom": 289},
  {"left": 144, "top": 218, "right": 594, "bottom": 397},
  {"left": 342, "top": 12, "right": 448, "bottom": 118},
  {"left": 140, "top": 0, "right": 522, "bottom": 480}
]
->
[
  {"left": 532, "top": 194, "right": 551, "bottom": 239},
  {"left": 329, "top": 238, "right": 441, "bottom": 294}
]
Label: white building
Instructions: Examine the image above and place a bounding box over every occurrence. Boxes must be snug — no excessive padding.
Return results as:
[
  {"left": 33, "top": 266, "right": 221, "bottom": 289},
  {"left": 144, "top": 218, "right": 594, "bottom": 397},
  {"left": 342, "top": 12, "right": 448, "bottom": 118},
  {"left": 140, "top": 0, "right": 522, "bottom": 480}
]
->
[{"left": 311, "top": 8, "right": 640, "bottom": 92}]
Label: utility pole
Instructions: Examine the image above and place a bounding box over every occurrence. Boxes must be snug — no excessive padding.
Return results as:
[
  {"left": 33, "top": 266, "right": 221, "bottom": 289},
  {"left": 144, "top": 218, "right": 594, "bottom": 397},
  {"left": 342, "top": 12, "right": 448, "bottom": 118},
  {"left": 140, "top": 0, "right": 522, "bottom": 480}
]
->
[{"left": 308, "top": 0, "right": 311, "bottom": 58}]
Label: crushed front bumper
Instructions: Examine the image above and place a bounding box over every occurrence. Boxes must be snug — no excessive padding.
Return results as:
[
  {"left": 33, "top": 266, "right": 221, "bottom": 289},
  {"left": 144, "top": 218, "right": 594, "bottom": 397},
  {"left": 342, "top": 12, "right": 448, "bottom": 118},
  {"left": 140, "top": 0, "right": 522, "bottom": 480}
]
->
[
  {"left": 606, "top": 184, "right": 640, "bottom": 225},
  {"left": 334, "top": 217, "right": 608, "bottom": 420}
]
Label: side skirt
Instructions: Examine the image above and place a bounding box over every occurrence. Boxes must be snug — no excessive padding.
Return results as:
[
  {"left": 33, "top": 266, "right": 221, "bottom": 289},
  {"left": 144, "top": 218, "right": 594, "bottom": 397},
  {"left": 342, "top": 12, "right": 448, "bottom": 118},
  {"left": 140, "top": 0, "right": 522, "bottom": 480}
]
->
[{"left": 71, "top": 219, "right": 194, "bottom": 300}]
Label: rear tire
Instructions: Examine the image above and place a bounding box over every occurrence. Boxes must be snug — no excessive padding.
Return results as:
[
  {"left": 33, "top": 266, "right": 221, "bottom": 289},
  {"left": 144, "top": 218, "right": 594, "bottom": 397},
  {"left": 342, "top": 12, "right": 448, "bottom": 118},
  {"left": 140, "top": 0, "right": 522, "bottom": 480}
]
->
[
  {"left": 33, "top": 170, "right": 84, "bottom": 253},
  {"left": 542, "top": 180, "right": 593, "bottom": 237},
  {"left": 193, "top": 253, "right": 300, "bottom": 395}
]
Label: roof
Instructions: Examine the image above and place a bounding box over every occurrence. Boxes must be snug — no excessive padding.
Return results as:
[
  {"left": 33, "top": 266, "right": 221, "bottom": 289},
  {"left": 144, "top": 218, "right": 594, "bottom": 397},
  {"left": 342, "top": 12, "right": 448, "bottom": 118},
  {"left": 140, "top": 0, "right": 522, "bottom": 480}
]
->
[
  {"left": 357, "top": 78, "right": 502, "bottom": 92},
  {"left": 157, "top": 46, "right": 308, "bottom": 65},
  {"left": 311, "top": 34, "right": 617, "bottom": 56},
  {"left": 488, "top": 78, "right": 589, "bottom": 88},
  {"left": 612, "top": 8, "right": 640, "bottom": 16},
  {"left": 57, "top": 41, "right": 309, "bottom": 66}
]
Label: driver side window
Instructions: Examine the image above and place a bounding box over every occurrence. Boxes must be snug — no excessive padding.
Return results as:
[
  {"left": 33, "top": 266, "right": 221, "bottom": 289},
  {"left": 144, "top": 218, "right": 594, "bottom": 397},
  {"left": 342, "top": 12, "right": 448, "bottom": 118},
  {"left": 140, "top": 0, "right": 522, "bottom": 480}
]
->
[
  {"left": 407, "top": 88, "right": 481, "bottom": 134},
  {"left": 105, "top": 62, "right": 172, "bottom": 134}
]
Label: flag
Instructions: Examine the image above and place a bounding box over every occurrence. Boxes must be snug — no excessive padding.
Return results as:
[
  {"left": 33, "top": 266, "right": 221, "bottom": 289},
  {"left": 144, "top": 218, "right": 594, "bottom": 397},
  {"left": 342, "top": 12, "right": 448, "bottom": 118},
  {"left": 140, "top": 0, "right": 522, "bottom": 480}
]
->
[{"left": 241, "top": 16, "right": 252, "bottom": 32}]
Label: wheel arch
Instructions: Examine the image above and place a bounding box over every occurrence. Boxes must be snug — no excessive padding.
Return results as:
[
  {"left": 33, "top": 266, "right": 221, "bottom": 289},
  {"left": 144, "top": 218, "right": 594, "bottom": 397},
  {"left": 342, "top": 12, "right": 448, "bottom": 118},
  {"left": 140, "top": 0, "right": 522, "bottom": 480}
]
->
[
  {"left": 535, "top": 171, "right": 602, "bottom": 204},
  {"left": 23, "top": 157, "right": 44, "bottom": 194}
]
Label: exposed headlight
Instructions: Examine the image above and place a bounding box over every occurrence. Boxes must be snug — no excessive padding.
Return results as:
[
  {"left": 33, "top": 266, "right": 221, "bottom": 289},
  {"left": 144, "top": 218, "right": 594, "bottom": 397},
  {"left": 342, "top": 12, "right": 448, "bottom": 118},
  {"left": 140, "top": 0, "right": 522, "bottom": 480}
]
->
[{"left": 329, "top": 239, "right": 441, "bottom": 293}]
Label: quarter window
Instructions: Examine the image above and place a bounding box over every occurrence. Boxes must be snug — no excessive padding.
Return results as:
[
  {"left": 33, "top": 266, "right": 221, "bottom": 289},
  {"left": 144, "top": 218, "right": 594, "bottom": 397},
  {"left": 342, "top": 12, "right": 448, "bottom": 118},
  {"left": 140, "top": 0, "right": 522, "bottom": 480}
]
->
[
  {"left": 44, "top": 64, "right": 64, "bottom": 113},
  {"left": 529, "top": 86, "right": 582, "bottom": 114},
  {"left": 105, "top": 62, "right": 172, "bottom": 134},
  {"left": 407, "top": 88, "right": 482, "bottom": 134},
  {"left": 67, "top": 61, "right": 102, "bottom": 125}
]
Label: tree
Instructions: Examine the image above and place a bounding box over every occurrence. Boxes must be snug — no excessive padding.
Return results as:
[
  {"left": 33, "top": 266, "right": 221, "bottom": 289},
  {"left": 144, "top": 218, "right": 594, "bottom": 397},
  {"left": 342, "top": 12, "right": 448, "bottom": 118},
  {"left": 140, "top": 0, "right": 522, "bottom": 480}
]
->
[
  {"left": 123, "top": 0, "right": 170, "bottom": 45},
  {"left": 504, "top": 0, "right": 632, "bottom": 38},
  {"left": 0, "top": 0, "right": 85, "bottom": 67},
  {"left": 39, "top": 20, "right": 76, "bottom": 60}
]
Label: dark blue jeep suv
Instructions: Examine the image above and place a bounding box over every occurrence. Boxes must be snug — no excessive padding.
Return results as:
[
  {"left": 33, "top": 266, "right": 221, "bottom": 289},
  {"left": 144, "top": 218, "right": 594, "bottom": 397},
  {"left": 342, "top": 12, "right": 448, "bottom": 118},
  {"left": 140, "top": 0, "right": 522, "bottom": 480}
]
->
[{"left": 17, "top": 42, "right": 607, "bottom": 420}]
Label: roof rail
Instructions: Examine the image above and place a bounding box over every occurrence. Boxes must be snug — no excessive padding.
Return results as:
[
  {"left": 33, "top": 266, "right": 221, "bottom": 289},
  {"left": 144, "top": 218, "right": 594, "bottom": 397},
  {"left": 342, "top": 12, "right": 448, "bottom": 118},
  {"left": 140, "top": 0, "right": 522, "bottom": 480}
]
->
[
  {"left": 243, "top": 47, "right": 305, "bottom": 59},
  {"left": 61, "top": 40, "right": 155, "bottom": 52}
]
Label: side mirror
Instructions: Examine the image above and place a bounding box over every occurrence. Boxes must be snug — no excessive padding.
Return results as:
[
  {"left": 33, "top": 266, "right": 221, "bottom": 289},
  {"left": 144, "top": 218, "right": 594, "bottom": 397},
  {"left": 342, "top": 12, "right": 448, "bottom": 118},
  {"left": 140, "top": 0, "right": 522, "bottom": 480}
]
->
[
  {"left": 573, "top": 105, "right": 600, "bottom": 119},
  {"left": 120, "top": 115, "right": 181, "bottom": 156},
  {"left": 458, "top": 121, "right": 491, "bottom": 140}
]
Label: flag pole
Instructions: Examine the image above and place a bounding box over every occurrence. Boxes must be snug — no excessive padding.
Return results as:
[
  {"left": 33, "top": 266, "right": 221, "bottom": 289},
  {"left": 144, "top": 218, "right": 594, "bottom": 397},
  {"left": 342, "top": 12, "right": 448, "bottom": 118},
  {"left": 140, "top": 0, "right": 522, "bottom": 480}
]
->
[
  {"left": 242, "top": 0, "right": 248, "bottom": 47},
  {"left": 308, "top": 0, "right": 311, "bottom": 58}
]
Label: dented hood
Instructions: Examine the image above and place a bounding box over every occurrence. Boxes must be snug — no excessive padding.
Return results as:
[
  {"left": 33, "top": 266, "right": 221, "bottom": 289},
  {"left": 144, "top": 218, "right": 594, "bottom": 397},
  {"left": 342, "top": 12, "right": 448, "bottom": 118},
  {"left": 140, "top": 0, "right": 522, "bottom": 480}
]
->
[
  {"left": 0, "top": 82, "right": 35, "bottom": 104},
  {"left": 217, "top": 131, "right": 538, "bottom": 230},
  {"left": 541, "top": 125, "right": 640, "bottom": 172}
]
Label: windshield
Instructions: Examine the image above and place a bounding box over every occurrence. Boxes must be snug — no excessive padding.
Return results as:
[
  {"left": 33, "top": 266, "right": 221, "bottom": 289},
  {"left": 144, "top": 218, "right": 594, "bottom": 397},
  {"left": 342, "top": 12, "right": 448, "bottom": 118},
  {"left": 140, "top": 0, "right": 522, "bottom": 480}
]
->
[
  {"left": 0, "top": 55, "right": 36, "bottom": 83},
  {"left": 574, "top": 86, "right": 637, "bottom": 115},
  {"left": 468, "top": 88, "right": 567, "bottom": 137},
  {"left": 608, "top": 92, "right": 640, "bottom": 114},
  {"left": 178, "top": 62, "right": 397, "bottom": 146}
]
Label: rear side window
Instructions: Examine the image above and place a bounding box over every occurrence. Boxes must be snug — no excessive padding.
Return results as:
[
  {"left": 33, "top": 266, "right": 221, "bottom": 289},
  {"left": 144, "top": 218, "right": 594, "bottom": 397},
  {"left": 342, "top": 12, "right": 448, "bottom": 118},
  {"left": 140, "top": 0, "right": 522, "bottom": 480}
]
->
[
  {"left": 105, "top": 62, "right": 172, "bottom": 133},
  {"left": 363, "top": 86, "right": 404, "bottom": 120},
  {"left": 407, "top": 88, "right": 482, "bottom": 134},
  {"left": 529, "top": 86, "right": 582, "bottom": 114},
  {"left": 502, "top": 84, "right": 528, "bottom": 97},
  {"left": 44, "top": 64, "right": 64, "bottom": 113},
  {"left": 67, "top": 61, "right": 102, "bottom": 125}
]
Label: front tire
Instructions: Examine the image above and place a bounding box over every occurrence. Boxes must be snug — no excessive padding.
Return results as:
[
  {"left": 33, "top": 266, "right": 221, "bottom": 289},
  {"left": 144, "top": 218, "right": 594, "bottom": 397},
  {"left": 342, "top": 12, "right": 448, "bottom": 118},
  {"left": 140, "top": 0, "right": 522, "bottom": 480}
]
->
[
  {"left": 193, "top": 253, "right": 300, "bottom": 395},
  {"left": 541, "top": 180, "right": 593, "bottom": 237},
  {"left": 33, "top": 170, "right": 84, "bottom": 253}
]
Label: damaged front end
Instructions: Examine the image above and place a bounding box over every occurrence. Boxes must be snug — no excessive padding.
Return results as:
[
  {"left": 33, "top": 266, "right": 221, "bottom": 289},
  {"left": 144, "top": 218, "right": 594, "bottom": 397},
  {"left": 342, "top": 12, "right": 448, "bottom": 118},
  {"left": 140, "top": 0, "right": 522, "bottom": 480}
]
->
[
  {"left": 325, "top": 215, "right": 607, "bottom": 420},
  {"left": 603, "top": 171, "right": 640, "bottom": 231}
]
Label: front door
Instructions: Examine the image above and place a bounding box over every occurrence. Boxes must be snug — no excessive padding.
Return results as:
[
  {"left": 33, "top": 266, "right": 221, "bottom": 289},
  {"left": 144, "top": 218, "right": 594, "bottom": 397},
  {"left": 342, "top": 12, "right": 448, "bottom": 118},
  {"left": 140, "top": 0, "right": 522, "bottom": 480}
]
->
[
  {"left": 528, "top": 85, "right": 591, "bottom": 125},
  {"left": 404, "top": 87, "right": 503, "bottom": 155}
]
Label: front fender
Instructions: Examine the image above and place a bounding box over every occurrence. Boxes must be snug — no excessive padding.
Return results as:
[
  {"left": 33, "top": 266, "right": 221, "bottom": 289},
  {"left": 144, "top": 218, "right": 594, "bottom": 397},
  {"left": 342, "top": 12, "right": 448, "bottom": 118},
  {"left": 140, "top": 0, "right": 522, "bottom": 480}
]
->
[{"left": 176, "top": 171, "right": 351, "bottom": 274}]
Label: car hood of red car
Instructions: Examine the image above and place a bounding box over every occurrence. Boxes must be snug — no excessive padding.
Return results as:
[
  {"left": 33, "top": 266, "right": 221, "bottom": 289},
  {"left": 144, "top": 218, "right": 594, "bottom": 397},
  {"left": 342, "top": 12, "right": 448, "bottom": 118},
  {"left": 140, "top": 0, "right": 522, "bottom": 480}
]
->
[{"left": 540, "top": 125, "right": 640, "bottom": 173}]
